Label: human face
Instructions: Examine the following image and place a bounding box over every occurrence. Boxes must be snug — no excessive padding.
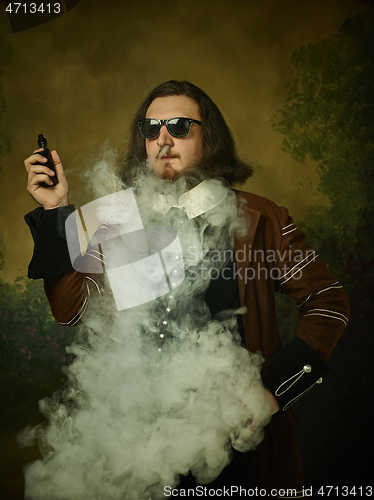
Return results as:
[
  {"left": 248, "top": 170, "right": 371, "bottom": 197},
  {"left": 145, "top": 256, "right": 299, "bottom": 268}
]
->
[{"left": 144, "top": 95, "right": 204, "bottom": 180}]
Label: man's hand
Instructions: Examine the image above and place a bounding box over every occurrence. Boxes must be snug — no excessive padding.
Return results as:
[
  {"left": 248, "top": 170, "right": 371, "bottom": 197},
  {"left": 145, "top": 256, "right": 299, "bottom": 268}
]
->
[
  {"left": 236, "top": 387, "right": 279, "bottom": 445},
  {"left": 263, "top": 386, "right": 280, "bottom": 415},
  {"left": 24, "top": 149, "right": 69, "bottom": 210}
]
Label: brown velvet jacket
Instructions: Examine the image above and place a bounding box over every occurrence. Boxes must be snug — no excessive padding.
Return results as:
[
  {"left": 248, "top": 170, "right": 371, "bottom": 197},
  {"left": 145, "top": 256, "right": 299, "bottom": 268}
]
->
[
  {"left": 232, "top": 191, "right": 349, "bottom": 494},
  {"left": 25, "top": 189, "right": 349, "bottom": 496}
]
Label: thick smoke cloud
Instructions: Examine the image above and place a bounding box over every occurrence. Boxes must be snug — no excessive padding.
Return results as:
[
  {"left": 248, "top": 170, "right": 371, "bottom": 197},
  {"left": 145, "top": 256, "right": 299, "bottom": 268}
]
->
[{"left": 19, "top": 148, "right": 272, "bottom": 499}]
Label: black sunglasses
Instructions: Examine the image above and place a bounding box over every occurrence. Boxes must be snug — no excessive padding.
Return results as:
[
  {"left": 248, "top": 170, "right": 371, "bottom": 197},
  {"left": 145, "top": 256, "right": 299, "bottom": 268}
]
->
[{"left": 137, "top": 117, "right": 202, "bottom": 139}]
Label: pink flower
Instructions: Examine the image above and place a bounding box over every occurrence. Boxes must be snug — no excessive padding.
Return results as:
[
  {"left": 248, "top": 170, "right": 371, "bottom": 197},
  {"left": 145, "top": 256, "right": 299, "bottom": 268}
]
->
[
  {"left": 26, "top": 325, "right": 31, "bottom": 331},
  {"left": 45, "top": 335, "right": 50, "bottom": 340},
  {"left": 20, "top": 349, "right": 25, "bottom": 354}
]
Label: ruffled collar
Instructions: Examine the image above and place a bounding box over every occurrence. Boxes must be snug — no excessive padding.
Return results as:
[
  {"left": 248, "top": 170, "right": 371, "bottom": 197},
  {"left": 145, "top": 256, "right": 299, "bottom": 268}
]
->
[{"left": 152, "top": 179, "right": 229, "bottom": 219}]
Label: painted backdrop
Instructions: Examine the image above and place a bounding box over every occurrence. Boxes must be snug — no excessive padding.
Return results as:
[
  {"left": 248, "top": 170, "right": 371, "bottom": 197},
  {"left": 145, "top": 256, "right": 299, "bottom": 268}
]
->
[{"left": 0, "top": 0, "right": 373, "bottom": 498}]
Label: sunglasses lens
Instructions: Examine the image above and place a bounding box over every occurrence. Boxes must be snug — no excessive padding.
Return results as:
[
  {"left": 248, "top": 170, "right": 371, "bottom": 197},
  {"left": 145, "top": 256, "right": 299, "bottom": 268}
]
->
[
  {"left": 168, "top": 118, "right": 190, "bottom": 137},
  {"left": 139, "top": 119, "right": 161, "bottom": 138},
  {"left": 138, "top": 118, "right": 195, "bottom": 138}
]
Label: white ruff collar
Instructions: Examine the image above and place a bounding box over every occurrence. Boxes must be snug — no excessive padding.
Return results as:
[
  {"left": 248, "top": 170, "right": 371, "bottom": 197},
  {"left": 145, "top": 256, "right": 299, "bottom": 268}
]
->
[{"left": 152, "top": 179, "right": 229, "bottom": 219}]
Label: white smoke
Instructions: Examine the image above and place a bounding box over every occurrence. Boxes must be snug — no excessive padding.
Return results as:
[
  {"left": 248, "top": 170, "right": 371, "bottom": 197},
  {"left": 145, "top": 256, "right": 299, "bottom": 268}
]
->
[{"left": 19, "top": 147, "right": 272, "bottom": 500}]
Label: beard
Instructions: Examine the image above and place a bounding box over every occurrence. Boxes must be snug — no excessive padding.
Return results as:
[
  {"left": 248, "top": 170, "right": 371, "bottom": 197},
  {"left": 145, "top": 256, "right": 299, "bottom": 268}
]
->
[
  {"left": 158, "top": 150, "right": 211, "bottom": 182},
  {"left": 160, "top": 162, "right": 177, "bottom": 180}
]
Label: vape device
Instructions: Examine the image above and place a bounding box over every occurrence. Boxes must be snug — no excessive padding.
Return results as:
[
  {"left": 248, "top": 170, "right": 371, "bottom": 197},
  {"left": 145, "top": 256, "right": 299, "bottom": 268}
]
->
[{"left": 36, "top": 134, "right": 58, "bottom": 186}]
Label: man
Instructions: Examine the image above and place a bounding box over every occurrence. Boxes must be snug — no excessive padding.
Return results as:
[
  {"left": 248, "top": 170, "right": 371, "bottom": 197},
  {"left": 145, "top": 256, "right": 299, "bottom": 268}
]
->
[{"left": 24, "top": 81, "right": 349, "bottom": 498}]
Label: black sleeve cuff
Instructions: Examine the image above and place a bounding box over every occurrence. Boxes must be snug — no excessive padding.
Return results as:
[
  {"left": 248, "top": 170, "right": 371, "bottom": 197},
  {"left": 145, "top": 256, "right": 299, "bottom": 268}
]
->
[
  {"left": 261, "top": 337, "right": 330, "bottom": 411},
  {"left": 24, "top": 205, "right": 76, "bottom": 279}
]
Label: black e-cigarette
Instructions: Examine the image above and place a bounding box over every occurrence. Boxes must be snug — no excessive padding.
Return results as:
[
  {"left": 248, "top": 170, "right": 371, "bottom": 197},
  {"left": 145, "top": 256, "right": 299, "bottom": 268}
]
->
[{"left": 36, "top": 134, "right": 58, "bottom": 187}]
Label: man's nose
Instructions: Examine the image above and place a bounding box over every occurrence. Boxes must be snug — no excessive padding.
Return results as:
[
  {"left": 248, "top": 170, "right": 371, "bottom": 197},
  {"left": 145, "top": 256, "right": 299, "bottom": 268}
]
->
[{"left": 157, "top": 124, "right": 174, "bottom": 146}]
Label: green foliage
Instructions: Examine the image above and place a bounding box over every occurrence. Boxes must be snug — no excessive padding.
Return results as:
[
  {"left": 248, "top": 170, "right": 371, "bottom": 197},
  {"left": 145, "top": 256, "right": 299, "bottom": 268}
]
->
[
  {"left": 272, "top": 7, "right": 374, "bottom": 335},
  {"left": 273, "top": 8, "right": 374, "bottom": 252},
  {"left": 0, "top": 276, "right": 74, "bottom": 390}
]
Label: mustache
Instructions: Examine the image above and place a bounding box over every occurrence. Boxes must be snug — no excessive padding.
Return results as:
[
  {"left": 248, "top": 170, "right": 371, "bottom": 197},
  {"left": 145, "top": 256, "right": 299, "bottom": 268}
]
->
[
  {"left": 146, "top": 146, "right": 180, "bottom": 171},
  {"left": 157, "top": 145, "right": 180, "bottom": 159},
  {"left": 157, "top": 145, "right": 170, "bottom": 159}
]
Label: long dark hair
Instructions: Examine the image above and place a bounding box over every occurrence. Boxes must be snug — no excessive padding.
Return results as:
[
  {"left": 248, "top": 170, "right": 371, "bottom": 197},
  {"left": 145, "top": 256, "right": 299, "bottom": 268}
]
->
[{"left": 116, "top": 81, "right": 253, "bottom": 186}]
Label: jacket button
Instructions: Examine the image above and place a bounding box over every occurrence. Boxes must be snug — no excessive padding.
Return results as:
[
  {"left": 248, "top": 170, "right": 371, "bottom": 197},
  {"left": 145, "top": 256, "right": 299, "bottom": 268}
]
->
[
  {"left": 303, "top": 364, "right": 312, "bottom": 373},
  {"left": 316, "top": 377, "right": 323, "bottom": 384}
]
